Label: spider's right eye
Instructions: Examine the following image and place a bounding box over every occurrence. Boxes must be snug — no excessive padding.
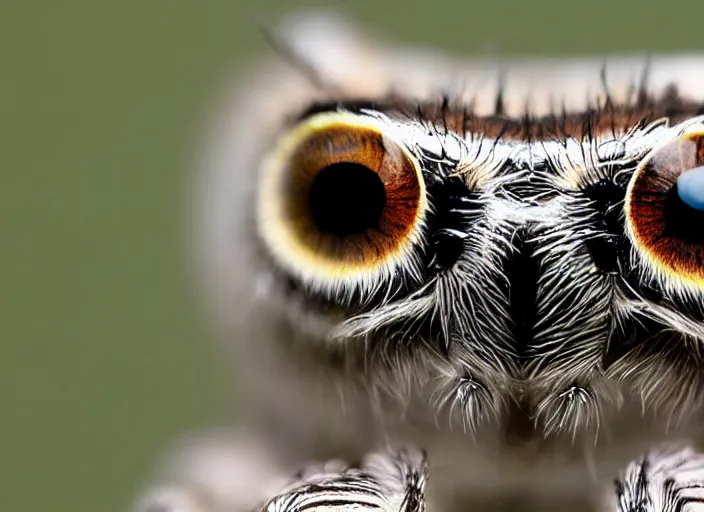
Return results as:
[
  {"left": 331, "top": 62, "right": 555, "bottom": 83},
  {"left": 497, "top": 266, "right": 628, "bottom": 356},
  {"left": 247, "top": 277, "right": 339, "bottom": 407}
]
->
[
  {"left": 256, "top": 112, "right": 427, "bottom": 292},
  {"left": 625, "top": 130, "right": 704, "bottom": 290}
]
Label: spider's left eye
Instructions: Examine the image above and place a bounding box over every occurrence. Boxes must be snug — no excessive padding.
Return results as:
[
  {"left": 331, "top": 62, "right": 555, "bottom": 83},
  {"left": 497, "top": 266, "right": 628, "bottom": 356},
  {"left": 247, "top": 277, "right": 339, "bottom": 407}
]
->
[
  {"left": 625, "top": 130, "right": 704, "bottom": 288},
  {"left": 256, "top": 111, "right": 427, "bottom": 292}
]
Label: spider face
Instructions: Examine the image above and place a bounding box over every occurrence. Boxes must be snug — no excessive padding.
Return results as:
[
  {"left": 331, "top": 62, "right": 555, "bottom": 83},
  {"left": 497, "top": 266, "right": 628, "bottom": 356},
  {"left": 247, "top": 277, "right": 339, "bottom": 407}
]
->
[
  {"left": 197, "top": 12, "right": 704, "bottom": 445},
  {"left": 252, "top": 99, "right": 704, "bottom": 435}
]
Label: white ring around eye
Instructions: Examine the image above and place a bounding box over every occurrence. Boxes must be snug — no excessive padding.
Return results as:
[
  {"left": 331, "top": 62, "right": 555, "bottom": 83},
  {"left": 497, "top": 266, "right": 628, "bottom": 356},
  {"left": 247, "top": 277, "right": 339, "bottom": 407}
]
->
[{"left": 255, "top": 111, "right": 428, "bottom": 293}]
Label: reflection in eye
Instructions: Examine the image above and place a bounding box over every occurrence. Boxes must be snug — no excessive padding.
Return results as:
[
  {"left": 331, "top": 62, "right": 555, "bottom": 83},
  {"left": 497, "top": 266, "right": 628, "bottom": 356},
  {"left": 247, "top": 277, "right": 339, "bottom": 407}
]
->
[
  {"left": 256, "top": 112, "right": 427, "bottom": 290},
  {"left": 677, "top": 166, "right": 704, "bottom": 211},
  {"left": 625, "top": 131, "right": 704, "bottom": 288}
]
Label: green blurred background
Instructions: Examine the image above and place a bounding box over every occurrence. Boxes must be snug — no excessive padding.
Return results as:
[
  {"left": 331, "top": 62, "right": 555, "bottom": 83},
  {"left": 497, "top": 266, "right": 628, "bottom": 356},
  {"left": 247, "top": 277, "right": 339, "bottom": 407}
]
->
[{"left": 2, "top": 1, "right": 703, "bottom": 511}]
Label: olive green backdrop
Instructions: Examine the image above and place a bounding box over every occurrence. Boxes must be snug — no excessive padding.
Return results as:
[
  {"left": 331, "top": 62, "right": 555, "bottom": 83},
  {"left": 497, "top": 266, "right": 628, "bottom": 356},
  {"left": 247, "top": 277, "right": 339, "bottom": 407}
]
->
[{"left": 2, "top": 1, "right": 703, "bottom": 511}]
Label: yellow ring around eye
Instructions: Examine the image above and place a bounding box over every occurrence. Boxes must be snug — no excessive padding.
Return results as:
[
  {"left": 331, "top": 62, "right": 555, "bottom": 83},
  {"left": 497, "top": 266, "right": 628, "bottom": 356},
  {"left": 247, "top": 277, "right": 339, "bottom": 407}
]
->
[
  {"left": 625, "top": 128, "right": 704, "bottom": 289},
  {"left": 256, "top": 111, "right": 427, "bottom": 288}
]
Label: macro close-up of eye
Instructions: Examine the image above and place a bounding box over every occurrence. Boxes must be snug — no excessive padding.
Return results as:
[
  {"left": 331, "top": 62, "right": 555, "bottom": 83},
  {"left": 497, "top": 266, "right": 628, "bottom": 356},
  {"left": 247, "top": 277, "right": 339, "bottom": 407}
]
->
[
  {"left": 256, "top": 112, "right": 427, "bottom": 289},
  {"left": 625, "top": 130, "right": 704, "bottom": 289}
]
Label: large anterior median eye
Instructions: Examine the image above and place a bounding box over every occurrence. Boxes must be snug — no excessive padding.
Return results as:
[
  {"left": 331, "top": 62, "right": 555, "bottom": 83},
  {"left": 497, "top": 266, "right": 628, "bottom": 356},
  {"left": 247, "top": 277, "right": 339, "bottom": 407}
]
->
[
  {"left": 256, "top": 111, "right": 427, "bottom": 291},
  {"left": 625, "top": 130, "right": 704, "bottom": 289}
]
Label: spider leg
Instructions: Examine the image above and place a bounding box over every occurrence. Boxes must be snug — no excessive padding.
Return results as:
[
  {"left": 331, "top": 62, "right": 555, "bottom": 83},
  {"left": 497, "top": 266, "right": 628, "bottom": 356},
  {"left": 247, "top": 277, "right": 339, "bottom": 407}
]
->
[
  {"left": 257, "top": 449, "right": 428, "bottom": 512},
  {"left": 135, "top": 434, "right": 428, "bottom": 512},
  {"left": 608, "top": 445, "right": 704, "bottom": 512}
]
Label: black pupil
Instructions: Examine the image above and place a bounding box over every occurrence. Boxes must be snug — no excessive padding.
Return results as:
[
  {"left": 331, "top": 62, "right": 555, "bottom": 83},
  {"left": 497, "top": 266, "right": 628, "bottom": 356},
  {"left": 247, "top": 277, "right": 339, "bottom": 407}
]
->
[
  {"left": 664, "top": 183, "right": 704, "bottom": 244},
  {"left": 308, "top": 162, "right": 386, "bottom": 235}
]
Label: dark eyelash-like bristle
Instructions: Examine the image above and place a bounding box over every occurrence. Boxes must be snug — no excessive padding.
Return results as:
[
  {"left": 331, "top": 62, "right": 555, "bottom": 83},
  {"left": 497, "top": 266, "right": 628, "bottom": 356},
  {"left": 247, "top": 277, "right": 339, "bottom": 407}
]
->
[{"left": 493, "top": 68, "right": 506, "bottom": 116}]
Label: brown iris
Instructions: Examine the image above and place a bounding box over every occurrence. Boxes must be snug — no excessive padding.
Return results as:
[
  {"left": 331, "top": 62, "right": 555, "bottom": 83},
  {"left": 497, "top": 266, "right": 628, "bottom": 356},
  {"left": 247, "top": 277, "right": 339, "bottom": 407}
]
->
[
  {"left": 257, "top": 112, "right": 426, "bottom": 283},
  {"left": 626, "top": 131, "right": 704, "bottom": 286}
]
